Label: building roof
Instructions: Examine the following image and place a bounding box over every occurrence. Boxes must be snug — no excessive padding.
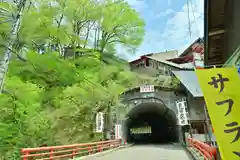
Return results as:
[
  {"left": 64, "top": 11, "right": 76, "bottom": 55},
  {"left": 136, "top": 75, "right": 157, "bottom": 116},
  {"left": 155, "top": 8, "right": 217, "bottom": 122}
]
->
[
  {"left": 129, "top": 50, "right": 178, "bottom": 64},
  {"left": 146, "top": 56, "right": 194, "bottom": 70},
  {"left": 172, "top": 71, "right": 203, "bottom": 97},
  {"left": 179, "top": 38, "right": 203, "bottom": 57},
  {"left": 167, "top": 55, "right": 194, "bottom": 64},
  {"left": 148, "top": 50, "right": 178, "bottom": 60}
]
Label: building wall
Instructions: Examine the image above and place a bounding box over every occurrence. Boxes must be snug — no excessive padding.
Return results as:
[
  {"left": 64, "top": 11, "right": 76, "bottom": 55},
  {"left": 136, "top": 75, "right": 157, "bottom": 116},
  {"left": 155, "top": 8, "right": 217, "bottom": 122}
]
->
[
  {"left": 225, "top": 0, "right": 240, "bottom": 61},
  {"left": 131, "top": 67, "right": 159, "bottom": 77},
  {"left": 187, "top": 97, "right": 206, "bottom": 121},
  {"left": 130, "top": 58, "right": 181, "bottom": 77}
]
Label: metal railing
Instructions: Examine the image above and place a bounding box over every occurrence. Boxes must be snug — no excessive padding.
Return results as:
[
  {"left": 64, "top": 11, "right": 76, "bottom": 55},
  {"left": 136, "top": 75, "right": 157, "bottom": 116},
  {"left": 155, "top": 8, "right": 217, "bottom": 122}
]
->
[{"left": 21, "top": 139, "right": 123, "bottom": 160}]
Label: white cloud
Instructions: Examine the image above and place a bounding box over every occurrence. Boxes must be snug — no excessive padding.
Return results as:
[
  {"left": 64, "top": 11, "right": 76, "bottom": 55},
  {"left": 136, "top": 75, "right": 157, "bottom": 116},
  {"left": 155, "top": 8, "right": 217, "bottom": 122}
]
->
[
  {"left": 156, "top": 9, "right": 174, "bottom": 18},
  {"left": 161, "top": 0, "right": 204, "bottom": 54},
  {"left": 119, "top": 0, "right": 204, "bottom": 60}
]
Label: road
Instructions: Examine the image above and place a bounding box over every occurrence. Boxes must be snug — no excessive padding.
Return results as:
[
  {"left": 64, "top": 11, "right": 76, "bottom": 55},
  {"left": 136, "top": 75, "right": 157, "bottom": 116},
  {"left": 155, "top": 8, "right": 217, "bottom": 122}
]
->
[{"left": 81, "top": 144, "right": 193, "bottom": 160}]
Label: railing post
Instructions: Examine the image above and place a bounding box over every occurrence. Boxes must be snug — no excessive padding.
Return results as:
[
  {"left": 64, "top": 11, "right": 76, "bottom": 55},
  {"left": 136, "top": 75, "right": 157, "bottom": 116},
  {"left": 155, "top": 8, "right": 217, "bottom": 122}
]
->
[
  {"left": 101, "top": 141, "right": 103, "bottom": 152},
  {"left": 72, "top": 147, "right": 76, "bottom": 159},
  {"left": 21, "top": 149, "right": 29, "bottom": 160},
  {"left": 97, "top": 143, "right": 101, "bottom": 152},
  {"left": 88, "top": 144, "right": 92, "bottom": 155},
  {"left": 50, "top": 148, "right": 54, "bottom": 160}
]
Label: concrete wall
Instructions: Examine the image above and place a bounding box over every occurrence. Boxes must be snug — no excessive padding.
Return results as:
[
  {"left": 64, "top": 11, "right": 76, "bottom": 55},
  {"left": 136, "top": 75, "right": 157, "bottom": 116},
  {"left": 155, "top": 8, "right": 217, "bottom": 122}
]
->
[
  {"left": 187, "top": 96, "right": 206, "bottom": 121},
  {"left": 121, "top": 88, "right": 185, "bottom": 116},
  {"left": 130, "top": 59, "right": 181, "bottom": 77},
  {"left": 120, "top": 88, "right": 206, "bottom": 122}
]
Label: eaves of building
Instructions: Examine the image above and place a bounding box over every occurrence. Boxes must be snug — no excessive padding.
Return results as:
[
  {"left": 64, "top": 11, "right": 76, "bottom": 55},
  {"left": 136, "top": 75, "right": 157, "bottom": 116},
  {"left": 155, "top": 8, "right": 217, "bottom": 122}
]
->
[{"left": 146, "top": 56, "right": 194, "bottom": 70}]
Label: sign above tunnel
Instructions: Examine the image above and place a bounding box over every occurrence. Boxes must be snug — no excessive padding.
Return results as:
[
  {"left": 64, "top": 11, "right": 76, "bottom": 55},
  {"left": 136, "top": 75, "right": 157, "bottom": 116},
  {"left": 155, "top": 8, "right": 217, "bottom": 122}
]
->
[{"left": 140, "top": 85, "right": 154, "bottom": 93}]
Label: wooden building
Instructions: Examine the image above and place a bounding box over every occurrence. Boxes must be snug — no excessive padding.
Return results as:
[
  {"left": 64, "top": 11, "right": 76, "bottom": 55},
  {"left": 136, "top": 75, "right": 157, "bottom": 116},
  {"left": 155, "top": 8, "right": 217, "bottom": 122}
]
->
[{"left": 204, "top": 0, "right": 240, "bottom": 66}]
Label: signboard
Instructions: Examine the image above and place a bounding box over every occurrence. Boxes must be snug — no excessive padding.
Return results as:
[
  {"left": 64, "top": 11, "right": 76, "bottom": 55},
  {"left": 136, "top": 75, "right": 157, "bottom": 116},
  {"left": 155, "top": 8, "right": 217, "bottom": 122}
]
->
[
  {"left": 196, "top": 67, "right": 240, "bottom": 160},
  {"left": 176, "top": 100, "right": 189, "bottom": 126},
  {"left": 115, "top": 124, "right": 122, "bottom": 139},
  {"left": 130, "top": 126, "right": 152, "bottom": 134},
  {"left": 140, "top": 85, "right": 154, "bottom": 93},
  {"left": 96, "top": 112, "right": 104, "bottom": 133}
]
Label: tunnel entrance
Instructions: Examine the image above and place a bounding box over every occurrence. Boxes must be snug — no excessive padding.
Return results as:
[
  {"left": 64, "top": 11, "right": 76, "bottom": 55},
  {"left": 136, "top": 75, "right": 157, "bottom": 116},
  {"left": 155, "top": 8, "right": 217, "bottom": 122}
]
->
[{"left": 124, "top": 102, "right": 178, "bottom": 144}]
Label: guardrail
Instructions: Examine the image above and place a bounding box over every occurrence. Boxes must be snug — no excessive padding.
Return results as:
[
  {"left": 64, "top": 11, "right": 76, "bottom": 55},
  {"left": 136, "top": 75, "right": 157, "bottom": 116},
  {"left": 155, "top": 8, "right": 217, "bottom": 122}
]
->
[
  {"left": 21, "top": 139, "right": 122, "bottom": 160},
  {"left": 187, "top": 138, "right": 217, "bottom": 160}
]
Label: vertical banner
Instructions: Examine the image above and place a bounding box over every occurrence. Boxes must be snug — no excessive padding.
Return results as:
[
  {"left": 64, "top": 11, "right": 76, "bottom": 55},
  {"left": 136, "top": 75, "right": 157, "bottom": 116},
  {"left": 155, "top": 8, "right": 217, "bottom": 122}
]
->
[
  {"left": 115, "top": 124, "right": 122, "bottom": 139},
  {"left": 96, "top": 112, "right": 104, "bottom": 133},
  {"left": 195, "top": 67, "right": 240, "bottom": 160},
  {"left": 176, "top": 99, "right": 189, "bottom": 126}
]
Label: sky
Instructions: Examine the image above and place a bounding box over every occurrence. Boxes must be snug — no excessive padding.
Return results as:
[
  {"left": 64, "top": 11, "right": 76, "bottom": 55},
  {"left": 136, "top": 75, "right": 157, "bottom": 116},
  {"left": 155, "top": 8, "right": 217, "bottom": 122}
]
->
[{"left": 119, "top": 0, "right": 204, "bottom": 61}]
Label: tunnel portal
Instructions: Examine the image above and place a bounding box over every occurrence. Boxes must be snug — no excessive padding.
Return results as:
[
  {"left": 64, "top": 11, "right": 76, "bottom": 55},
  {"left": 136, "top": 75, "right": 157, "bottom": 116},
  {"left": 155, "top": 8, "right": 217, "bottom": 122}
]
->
[{"left": 124, "top": 102, "right": 178, "bottom": 144}]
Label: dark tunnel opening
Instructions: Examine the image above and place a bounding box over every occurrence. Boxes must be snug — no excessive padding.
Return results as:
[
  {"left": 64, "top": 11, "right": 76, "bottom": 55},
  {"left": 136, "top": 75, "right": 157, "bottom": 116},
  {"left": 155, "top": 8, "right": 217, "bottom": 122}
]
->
[{"left": 124, "top": 103, "right": 178, "bottom": 144}]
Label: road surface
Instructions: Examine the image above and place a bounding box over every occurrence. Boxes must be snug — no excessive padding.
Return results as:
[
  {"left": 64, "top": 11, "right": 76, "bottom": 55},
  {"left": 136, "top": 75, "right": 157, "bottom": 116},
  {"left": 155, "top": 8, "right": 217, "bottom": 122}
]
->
[{"left": 81, "top": 144, "right": 193, "bottom": 160}]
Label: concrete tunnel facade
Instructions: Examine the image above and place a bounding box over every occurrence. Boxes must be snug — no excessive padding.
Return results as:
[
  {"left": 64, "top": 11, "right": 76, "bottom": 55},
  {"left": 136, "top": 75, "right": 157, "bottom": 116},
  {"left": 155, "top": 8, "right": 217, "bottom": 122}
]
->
[{"left": 123, "top": 102, "right": 179, "bottom": 144}]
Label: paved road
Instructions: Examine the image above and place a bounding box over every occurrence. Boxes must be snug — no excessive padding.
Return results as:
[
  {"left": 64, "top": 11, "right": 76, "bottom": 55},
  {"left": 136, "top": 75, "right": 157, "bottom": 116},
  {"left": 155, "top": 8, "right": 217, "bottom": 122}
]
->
[{"left": 82, "top": 144, "right": 193, "bottom": 160}]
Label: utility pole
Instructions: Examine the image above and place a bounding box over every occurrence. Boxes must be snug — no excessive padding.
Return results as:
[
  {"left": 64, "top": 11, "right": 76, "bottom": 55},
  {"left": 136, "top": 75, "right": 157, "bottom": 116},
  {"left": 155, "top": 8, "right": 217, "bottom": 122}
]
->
[
  {"left": 203, "top": 104, "right": 212, "bottom": 145},
  {"left": 0, "top": 0, "right": 27, "bottom": 93}
]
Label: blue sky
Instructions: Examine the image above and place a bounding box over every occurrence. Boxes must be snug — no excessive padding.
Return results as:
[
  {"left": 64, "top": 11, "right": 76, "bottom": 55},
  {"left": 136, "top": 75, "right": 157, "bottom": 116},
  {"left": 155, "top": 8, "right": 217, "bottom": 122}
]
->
[{"left": 119, "top": 0, "right": 204, "bottom": 61}]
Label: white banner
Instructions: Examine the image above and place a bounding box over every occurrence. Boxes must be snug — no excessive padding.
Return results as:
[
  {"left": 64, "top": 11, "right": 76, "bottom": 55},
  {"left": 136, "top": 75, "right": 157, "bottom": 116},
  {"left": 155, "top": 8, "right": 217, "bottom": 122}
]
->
[
  {"left": 115, "top": 124, "right": 122, "bottom": 139},
  {"left": 176, "top": 100, "right": 189, "bottom": 126},
  {"left": 140, "top": 85, "right": 154, "bottom": 93},
  {"left": 96, "top": 112, "right": 104, "bottom": 133}
]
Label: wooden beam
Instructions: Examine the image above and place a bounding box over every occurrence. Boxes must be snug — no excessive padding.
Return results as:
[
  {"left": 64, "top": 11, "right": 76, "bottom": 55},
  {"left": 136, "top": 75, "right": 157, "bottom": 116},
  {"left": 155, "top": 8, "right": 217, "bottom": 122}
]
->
[{"left": 209, "top": 29, "right": 225, "bottom": 36}]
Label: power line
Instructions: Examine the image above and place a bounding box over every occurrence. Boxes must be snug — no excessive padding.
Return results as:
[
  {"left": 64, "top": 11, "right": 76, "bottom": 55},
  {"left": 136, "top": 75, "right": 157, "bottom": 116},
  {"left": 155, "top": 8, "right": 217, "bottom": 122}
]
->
[
  {"left": 186, "top": 0, "right": 192, "bottom": 39},
  {"left": 189, "top": 0, "right": 200, "bottom": 37}
]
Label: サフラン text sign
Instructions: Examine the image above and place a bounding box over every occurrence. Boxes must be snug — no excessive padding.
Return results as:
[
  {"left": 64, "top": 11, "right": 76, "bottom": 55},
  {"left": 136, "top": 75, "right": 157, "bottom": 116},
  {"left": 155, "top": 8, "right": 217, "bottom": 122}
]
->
[{"left": 195, "top": 67, "right": 240, "bottom": 160}]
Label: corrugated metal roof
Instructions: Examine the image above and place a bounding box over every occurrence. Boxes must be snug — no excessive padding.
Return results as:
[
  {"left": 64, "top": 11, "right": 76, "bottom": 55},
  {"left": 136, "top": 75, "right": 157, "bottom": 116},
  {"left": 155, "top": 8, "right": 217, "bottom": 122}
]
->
[{"left": 172, "top": 71, "right": 203, "bottom": 97}]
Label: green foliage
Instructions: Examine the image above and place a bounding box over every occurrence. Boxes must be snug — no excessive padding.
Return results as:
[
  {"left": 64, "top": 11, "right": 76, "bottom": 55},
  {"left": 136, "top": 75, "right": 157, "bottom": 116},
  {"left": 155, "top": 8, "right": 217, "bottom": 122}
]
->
[
  {"left": 1, "top": 50, "right": 137, "bottom": 159},
  {"left": 0, "top": 76, "right": 55, "bottom": 159},
  {"left": 0, "top": 0, "right": 146, "bottom": 159}
]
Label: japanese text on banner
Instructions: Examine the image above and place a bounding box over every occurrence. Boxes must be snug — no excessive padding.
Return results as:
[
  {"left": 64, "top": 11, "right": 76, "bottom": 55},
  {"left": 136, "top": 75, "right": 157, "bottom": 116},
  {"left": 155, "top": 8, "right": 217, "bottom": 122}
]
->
[{"left": 195, "top": 67, "right": 240, "bottom": 160}]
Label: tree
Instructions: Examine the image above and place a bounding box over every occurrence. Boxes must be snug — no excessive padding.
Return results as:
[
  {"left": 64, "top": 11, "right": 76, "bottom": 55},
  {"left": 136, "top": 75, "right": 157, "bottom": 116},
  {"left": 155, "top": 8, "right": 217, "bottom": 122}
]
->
[
  {"left": 0, "top": 0, "right": 147, "bottom": 159},
  {"left": 98, "top": 0, "right": 145, "bottom": 60}
]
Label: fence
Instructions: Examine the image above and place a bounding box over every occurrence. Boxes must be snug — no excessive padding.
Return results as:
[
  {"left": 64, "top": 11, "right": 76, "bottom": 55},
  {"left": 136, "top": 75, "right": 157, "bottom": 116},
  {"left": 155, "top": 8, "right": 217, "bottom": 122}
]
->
[
  {"left": 21, "top": 139, "right": 122, "bottom": 160},
  {"left": 187, "top": 138, "right": 217, "bottom": 160}
]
